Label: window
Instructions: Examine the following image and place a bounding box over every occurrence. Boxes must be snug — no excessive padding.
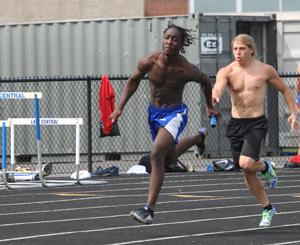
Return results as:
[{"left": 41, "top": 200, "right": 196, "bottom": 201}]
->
[
  {"left": 194, "top": 0, "right": 236, "bottom": 12},
  {"left": 282, "top": 0, "right": 300, "bottom": 11},
  {"left": 243, "top": 0, "right": 279, "bottom": 12}
]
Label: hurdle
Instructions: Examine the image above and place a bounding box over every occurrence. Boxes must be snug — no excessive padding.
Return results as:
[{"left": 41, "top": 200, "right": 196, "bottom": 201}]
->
[
  {"left": 1, "top": 120, "right": 43, "bottom": 189},
  {"left": 9, "top": 117, "right": 82, "bottom": 187},
  {"left": 0, "top": 92, "right": 77, "bottom": 189},
  {"left": 0, "top": 92, "right": 44, "bottom": 190},
  {"left": 1, "top": 92, "right": 106, "bottom": 189},
  {"left": 33, "top": 95, "right": 107, "bottom": 187},
  {"left": 9, "top": 115, "right": 107, "bottom": 187}
]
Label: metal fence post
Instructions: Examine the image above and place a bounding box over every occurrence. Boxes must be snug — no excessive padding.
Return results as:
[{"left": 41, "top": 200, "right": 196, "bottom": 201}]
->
[{"left": 87, "top": 77, "right": 93, "bottom": 172}]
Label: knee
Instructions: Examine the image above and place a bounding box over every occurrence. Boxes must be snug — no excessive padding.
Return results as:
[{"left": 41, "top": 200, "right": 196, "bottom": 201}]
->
[
  {"left": 239, "top": 158, "right": 255, "bottom": 172},
  {"left": 149, "top": 149, "right": 165, "bottom": 167}
]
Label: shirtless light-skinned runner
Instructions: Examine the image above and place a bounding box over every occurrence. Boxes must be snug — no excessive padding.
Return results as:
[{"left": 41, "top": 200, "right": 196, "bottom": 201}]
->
[{"left": 212, "top": 33, "right": 297, "bottom": 227}]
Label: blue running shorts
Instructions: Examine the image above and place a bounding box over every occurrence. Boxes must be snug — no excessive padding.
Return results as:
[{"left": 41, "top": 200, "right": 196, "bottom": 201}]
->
[{"left": 148, "top": 104, "right": 188, "bottom": 144}]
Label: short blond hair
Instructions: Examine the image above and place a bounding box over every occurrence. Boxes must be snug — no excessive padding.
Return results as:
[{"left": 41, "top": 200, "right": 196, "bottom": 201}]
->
[{"left": 232, "top": 34, "right": 256, "bottom": 57}]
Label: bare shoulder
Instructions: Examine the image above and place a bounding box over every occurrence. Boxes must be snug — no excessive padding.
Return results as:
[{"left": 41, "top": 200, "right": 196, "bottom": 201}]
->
[
  {"left": 217, "top": 62, "right": 234, "bottom": 77},
  {"left": 186, "top": 61, "right": 201, "bottom": 75},
  {"left": 137, "top": 51, "right": 160, "bottom": 73},
  {"left": 260, "top": 61, "right": 278, "bottom": 76},
  {"left": 184, "top": 59, "right": 207, "bottom": 81},
  {"left": 178, "top": 55, "right": 194, "bottom": 68},
  {"left": 139, "top": 51, "right": 160, "bottom": 65},
  {"left": 297, "top": 64, "right": 300, "bottom": 73}
]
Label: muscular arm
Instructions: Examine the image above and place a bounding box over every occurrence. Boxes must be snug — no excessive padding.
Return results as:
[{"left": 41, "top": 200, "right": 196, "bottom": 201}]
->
[
  {"left": 267, "top": 65, "right": 296, "bottom": 115},
  {"left": 110, "top": 55, "right": 152, "bottom": 122},
  {"left": 191, "top": 65, "right": 213, "bottom": 109},
  {"left": 212, "top": 67, "right": 229, "bottom": 105},
  {"left": 115, "top": 66, "right": 143, "bottom": 112}
]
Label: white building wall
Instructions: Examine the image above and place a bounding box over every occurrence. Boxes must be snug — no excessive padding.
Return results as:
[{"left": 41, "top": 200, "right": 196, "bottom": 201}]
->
[{"left": 276, "top": 12, "right": 300, "bottom": 73}]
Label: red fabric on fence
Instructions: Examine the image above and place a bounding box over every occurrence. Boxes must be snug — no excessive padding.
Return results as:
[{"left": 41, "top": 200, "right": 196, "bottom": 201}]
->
[
  {"left": 288, "top": 155, "right": 300, "bottom": 164},
  {"left": 99, "top": 74, "right": 115, "bottom": 135}
]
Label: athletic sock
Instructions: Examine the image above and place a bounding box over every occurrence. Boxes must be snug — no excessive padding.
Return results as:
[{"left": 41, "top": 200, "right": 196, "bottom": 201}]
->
[
  {"left": 263, "top": 203, "right": 273, "bottom": 211},
  {"left": 261, "top": 161, "right": 269, "bottom": 174},
  {"left": 144, "top": 205, "right": 154, "bottom": 217}
]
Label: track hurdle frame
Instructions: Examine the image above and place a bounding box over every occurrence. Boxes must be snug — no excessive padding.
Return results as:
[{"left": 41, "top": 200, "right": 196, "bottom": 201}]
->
[
  {"left": 1, "top": 92, "right": 106, "bottom": 190},
  {"left": 1, "top": 120, "right": 44, "bottom": 190},
  {"left": 15, "top": 116, "right": 107, "bottom": 187},
  {"left": 8, "top": 117, "right": 83, "bottom": 187},
  {"left": 34, "top": 95, "right": 106, "bottom": 187},
  {"left": 1, "top": 92, "right": 44, "bottom": 190},
  {"left": 33, "top": 95, "right": 107, "bottom": 187}
]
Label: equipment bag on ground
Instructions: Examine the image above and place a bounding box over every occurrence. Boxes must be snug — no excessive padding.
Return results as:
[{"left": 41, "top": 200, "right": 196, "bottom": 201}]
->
[
  {"left": 212, "top": 159, "right": 240, "bottom": 171},
  {"left": 138, "top": 155, "right": 187, "bottom": 173},
  {"left": 284, "top": 155, "right": 300, "bottom": 168}
]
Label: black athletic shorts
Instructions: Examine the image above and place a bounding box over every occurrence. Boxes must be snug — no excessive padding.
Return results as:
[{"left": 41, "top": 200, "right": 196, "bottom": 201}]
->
[{"left": 226, "top": 115, "right": 268, "bottom": 165}]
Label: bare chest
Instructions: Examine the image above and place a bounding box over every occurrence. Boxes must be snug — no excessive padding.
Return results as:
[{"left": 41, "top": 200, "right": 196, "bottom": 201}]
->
[
  {"left": 148, "top": 64, "right": 189, "bottom": 88},
  {"left": 228, "top": 70, "right": 267, "bottom": 93}
]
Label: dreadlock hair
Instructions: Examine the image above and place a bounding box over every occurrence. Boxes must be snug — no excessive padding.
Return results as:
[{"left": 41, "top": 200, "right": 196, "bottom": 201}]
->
[{"left": 163, "top": 23, "right": 196, "bottom": 54}]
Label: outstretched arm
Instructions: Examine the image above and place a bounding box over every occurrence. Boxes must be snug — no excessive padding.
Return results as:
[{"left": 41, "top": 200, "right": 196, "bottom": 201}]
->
[
  {"left": 212, "top": 67, "right": 229, "bottom": 106},
  {"left": 110, "top": 58, "right": 148, "bottom": 123}
]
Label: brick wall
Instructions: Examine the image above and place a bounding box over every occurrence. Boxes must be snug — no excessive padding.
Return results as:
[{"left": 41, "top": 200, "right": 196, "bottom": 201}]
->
[
  {"left": 0, "top": 0, "right": 144, "bottom": 25},
  {"left": 145, "top": 0, "right": 188, "bottom": 16}
]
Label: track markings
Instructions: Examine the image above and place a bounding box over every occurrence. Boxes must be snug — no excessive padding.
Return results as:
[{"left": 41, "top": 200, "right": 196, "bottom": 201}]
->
[
  {"left": 170, "top": 194, "right": 222, "bottom": 199},
  {"left": 53, "top": 192, "right": 98, "bottom": 197}
]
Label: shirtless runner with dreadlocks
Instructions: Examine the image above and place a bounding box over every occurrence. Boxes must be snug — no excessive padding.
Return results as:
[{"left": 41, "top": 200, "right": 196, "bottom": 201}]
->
[{"left": 110, "top": 23, "right": 220, "bottom": 224}]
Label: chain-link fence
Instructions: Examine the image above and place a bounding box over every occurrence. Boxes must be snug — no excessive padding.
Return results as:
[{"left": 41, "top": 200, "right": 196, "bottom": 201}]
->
[{"left": 0, "top": 74, "right": 299, "bottom": 175}]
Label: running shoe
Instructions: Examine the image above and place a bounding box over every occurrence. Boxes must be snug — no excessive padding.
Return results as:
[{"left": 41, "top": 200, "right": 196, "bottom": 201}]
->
[
  {"left": 130, "top": 206, "right": 154, "bottom": 224},
  {"left": 259, "top": 207, "right": 276, "bottom": 227},
  {"left": 195, "top": 127, "right": 207, "bottom": 158},
  {"left": 262, "top": 160, "right": 278, "bottom": 189}
]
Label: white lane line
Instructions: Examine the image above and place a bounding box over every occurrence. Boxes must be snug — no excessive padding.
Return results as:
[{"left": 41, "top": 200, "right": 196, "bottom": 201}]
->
[
  {"left": 266, "top": 240, "right": 300, "bottom": 245},
  {"left": 1, "top": 173, "right": 300, "bottom": 199},
  {"left": 108, "top": 223, "right": 300, "bottom": 245},
  {"left": 1, "top": 185, "right": 300, "bottom": 208},
  {"left": 0, "top": 176, "right": 246, "bottom": 198},
  {"left": 1, "top": 199, "right": 300, "bottom": 218},
  {"left": 0, "top": 180, "right": 247, "bottom": 199},
  {"left": 0, "top": 212, "right": 299, "bottom": 243},
  {"left": 266, "top": 241, "right": 300, "bottom": 245},
  {"left": 1, "top": 203, "right": 300, "bottom": 228}
]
